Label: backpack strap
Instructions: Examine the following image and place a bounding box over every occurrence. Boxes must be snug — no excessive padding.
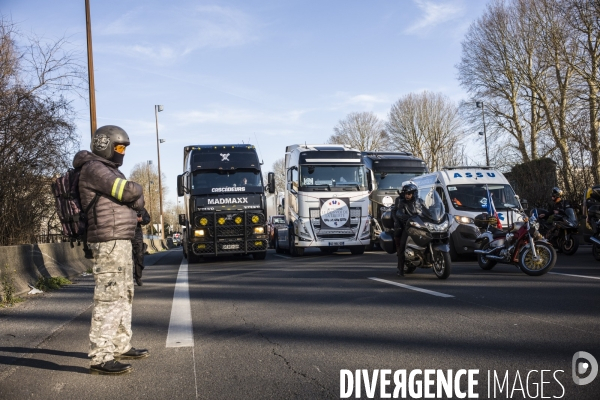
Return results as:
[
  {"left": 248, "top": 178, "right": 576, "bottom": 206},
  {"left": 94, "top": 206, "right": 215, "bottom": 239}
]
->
[{"left": 84, "top": 193, "right": 101, "bottom": 226}]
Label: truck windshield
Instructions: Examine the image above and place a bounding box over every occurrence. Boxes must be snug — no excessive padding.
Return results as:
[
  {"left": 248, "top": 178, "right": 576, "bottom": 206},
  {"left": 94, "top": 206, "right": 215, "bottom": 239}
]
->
[
  {"left": 446, "top": 184, "right": 519, "bottom": 212},
  {"left": 375, "top": 172, "right": 422, "bottom": 190},
  {"left": 191, "top": 170, "right": 264, "bottom": 194},
  {"left": 299, "top": 165, "right": 366, "bottom": 190}
]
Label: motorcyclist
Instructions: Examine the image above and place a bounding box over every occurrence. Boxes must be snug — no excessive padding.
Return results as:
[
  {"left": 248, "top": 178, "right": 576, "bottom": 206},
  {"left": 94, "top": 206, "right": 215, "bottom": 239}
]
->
[
  {"left": 391, "top": 183, "right": 425, "bottom": 276},
  {"left": 538, "top": 187, "right": 570, "bottom": 220}
]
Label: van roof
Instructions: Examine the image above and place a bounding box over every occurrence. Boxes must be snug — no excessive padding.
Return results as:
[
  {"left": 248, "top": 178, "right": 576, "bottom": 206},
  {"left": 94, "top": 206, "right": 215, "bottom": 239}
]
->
[{"left": 411, "top": 168, "right": 510, "bottom": 187}]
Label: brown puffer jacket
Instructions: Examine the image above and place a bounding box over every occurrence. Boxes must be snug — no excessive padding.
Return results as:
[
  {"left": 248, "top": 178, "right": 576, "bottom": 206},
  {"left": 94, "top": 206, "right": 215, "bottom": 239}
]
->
[{"left": 73, "top": 151, "right": 145, "bottom": 243}]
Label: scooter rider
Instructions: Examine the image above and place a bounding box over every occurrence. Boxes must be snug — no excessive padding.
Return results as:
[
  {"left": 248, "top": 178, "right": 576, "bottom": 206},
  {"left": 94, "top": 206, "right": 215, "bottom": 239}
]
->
[{"left": 391, "top": 183, "right": 425, "bottom": 276}]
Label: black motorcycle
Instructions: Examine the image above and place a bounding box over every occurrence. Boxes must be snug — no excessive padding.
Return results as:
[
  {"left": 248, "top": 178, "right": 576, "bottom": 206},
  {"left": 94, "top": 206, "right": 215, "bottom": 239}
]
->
[
  {"left": 587, "top": 204, "right": 600, "bottom": 261},
  {"left": 379, "top": 188, "right": 452, "bottom": 279},
  {"left": 533, "top": 207, "right": 580, "bottom": 255}
]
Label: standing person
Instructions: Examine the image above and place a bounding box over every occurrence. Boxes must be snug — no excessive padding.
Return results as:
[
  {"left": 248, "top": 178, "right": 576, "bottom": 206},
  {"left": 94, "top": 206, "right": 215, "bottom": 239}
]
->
[
  {"left": 391, "top": 183, "right": 424, "bottom": 276},
  {"left": 132, "top": 208, "right": 151, "bottom": 286},
  {"left": 74, "top": 125, "right": 149, "bottom": 375}
]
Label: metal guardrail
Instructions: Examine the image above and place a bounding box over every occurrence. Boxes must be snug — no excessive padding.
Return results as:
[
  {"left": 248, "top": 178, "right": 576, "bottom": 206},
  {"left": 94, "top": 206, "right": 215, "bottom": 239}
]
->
[{"left": 34, "top": 234, "right": 72, "bottom": 244}]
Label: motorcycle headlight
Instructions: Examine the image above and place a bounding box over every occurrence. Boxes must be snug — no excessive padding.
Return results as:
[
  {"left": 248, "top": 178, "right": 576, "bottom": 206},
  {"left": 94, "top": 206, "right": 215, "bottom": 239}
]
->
[
  {"left": 424, "top": 220, "right": 449, "bottom": 232},
  {"left": 409, "top": 221, "right": 422, "bottom": 228}
]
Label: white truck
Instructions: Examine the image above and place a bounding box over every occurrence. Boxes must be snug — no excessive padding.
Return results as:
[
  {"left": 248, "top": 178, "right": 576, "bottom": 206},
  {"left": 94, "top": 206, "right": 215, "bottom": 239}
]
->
[{"left": 274, "top": 144, "right": 371, "bottom": 256}]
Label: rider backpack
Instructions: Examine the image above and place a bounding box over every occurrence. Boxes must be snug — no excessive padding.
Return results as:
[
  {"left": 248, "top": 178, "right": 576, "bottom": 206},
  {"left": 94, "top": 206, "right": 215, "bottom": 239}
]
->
[{"left": 51, "top": 167, "right": 99, "bottom": 240}]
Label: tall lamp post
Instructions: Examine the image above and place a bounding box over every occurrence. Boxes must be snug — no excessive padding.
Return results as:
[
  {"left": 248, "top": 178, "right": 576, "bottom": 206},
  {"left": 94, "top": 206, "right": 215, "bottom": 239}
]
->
[
  {"left": 146, "top": 160, "right": 153, "bottom": 235},
  {"left": 476, "top": 101, "right": 490, "bottom": 167},
  {"left": 85, "top": 0, "right": 97, "bottom": 138},
  {"left": 155, "top": 105, "right": 165, "bottom": 240}
]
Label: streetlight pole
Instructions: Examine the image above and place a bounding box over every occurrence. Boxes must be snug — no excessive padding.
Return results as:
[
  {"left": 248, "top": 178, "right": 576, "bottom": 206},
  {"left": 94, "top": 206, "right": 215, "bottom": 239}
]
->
[
  {"left": 147, "top": 160, "right": 152, "bottom": 235},
  {"left": 155, "top": 105, "right": 165, "bottom": 240},
  {"left": 85, "top": 0, "right": 97, "bottom": 138},
  {"left": 476, "top": 101, "right": 490, "bottom": 167}
]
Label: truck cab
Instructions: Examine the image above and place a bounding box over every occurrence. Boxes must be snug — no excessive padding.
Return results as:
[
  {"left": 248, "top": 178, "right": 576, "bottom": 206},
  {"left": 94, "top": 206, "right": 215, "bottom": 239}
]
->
[
  {"left": 275, "top": 144, "right": 371, "bottom": 256},
  {"left": 177, "top": 145, "right": 275, "bottom": 263},
  {"left": 362, "top": 152, "right": 428, "bottom": 249}
]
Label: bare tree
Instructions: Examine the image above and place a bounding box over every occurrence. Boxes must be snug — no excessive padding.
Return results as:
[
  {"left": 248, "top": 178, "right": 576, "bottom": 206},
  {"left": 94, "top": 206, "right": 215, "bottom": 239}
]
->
[
  {"left": 561, "top": 0, "right": 600, "bottom": 184},
  {"left": 0, "top": 18, "right": 84, "bottom": 245},
  {"left": 270, "top": 157, "right": 286, "bottom": 195},
  {"left": 327, "top": 111, "right": 388, "bottom": 151},
  {"left": 386, "top": 91, "right": 465, "bottom": 171},
  {"left": 129, "top": 162, "right": 168, "bottom": 235}
]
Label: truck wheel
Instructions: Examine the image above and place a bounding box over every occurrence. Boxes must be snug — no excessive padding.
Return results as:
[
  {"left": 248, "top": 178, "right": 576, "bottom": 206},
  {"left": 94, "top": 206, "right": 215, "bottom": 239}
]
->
[
  {"left": 252, "top": 251, "right": 267, "bottom": 260},
  {"left": 275, "top": 237, "right": 284, "bottom": 254},
  {"left": 350, "top": 246, "right": 365, "bottom": 255},
  {"left": 289, "top": 234, "right": 304, "bottom": 257},
  {"left": 187, "top": 249, "right": 202, "bottom": 264}
]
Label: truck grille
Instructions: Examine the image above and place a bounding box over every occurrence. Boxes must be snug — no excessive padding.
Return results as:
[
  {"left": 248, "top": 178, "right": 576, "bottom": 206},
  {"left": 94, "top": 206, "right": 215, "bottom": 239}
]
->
[{"left": 191, "top": 210, "right": 266, "bottom": 254}]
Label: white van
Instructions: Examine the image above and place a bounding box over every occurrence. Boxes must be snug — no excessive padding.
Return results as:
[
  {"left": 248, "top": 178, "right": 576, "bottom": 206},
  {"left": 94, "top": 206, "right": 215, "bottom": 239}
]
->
[{"left": 410, "top": 166, "right": 524, "bottom": 259}]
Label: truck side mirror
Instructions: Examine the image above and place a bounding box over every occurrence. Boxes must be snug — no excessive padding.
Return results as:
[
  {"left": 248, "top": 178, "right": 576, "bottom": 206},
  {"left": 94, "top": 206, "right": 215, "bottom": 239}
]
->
[
  {"left": 268, "top": 172, "right": 275, "bottom": 194},
  {"left": 177, "top": 174, "right": 185, "bottom": 197},
  {"left": 367, "top": 171, "right": 373, "bottom": 191},
  {"left": 178, "top": 214, "right": 187, "bottom": 225}
]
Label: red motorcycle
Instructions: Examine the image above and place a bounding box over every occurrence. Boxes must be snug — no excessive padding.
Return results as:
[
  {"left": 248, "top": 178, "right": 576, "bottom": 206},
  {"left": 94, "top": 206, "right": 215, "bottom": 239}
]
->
[{"left": 473, "top": 209, "right": 557, "bottom": 276}]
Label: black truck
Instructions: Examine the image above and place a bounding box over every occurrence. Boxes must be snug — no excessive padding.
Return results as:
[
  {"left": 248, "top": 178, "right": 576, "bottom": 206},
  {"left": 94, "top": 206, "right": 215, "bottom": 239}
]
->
[
  {"left": 362, "top": 152, "right": 428, "bottom": 249},
  {"left": 177, "top": 145, "right": 275, "bottom": 263}
]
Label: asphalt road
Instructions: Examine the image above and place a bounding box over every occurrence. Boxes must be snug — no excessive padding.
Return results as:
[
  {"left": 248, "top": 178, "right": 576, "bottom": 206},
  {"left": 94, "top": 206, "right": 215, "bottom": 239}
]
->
[{"left": 0, "top": 246, "right": 599, "bottom": 399}]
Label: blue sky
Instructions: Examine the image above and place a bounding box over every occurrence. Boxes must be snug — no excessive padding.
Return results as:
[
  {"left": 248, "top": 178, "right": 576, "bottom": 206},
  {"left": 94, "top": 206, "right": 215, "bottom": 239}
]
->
[{"left": 4, "top": 0, "right": 489, "bottom": 207}]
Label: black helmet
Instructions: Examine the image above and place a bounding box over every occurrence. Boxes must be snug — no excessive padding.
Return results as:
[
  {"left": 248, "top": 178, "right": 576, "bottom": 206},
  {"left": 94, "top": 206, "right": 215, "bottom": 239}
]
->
[
  {"left": 91, "top": 125, "right": 130, "bottom": 160},
  {"left": 551, "top": 187, "right": 563, "bottom": 197},
  {"left": 590, "top": 185, "right": 600, "bottom": 202},
  {"left": 401, "top": 183, "right": 418, "bottom": 201}
]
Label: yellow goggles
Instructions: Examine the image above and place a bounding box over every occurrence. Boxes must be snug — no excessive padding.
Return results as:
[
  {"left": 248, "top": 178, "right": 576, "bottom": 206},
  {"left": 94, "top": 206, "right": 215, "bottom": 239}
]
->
[{"left": 114, "top": 144, "right": 127, "bottom": 154}]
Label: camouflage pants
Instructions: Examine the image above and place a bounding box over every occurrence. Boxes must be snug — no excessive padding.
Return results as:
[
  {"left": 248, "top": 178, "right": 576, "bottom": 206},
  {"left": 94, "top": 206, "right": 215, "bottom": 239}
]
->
[{"left": 88, "top": 240, "right": 134, "bottom": 365}]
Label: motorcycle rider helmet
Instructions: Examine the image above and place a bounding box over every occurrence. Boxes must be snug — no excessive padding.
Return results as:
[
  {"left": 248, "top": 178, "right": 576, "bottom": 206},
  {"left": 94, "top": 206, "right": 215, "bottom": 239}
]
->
[
  {"left": 590, "top": 185, "right": 600, "bottom": 202},
  {"left": 551, "top": 187, "right": 563, "bottom": 198},
  {"left": 401, "top": 183, "right": 418, "bottom": 202},
  {"left": 91, "top": 125, "right": 130, "bottom": 161}
]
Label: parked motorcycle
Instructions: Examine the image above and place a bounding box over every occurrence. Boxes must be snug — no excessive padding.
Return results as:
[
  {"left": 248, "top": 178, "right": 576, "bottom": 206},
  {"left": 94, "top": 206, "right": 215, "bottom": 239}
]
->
[
  {"left": 587, "top": 205, "right": 600, "bottom": 261},
  {"left": 532, "top": 207, "right": 580, "bottom": 255},
  {"left": 474, "top": 208, "right": 557, "bottom": 276},
  {"left": 379, "top": 188, "right": 452, "bottom": 279}
]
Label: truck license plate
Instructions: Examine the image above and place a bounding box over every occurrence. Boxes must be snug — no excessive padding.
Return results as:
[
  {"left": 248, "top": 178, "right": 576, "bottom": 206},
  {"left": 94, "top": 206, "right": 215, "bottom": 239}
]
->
[
  {"left": 223, "top": 244, "right": 239, "bottom": 250},
  {"left": 328, "top": 242, "right": 344, "bottom": 246}
]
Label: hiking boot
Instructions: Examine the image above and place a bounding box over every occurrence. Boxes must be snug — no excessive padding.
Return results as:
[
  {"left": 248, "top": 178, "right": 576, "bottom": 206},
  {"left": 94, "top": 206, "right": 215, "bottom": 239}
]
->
[
  {"left": 135, "top": 276, "right": 143, "bottom": 286},
  {"left": 116, "top": 348, "right": 149, "bottom": 360},
  {"left": 90, "top": 360, "right": 132, "bottom": 375}
]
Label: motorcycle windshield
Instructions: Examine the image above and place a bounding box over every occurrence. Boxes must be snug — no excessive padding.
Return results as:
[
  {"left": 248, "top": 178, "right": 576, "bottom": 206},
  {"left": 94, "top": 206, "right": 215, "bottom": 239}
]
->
[
  {"left": 421, "top": 188, "right": 445, "bottom": 222},
  {"left": 564, "top": 208, "right": 577, "bottom": 225}
]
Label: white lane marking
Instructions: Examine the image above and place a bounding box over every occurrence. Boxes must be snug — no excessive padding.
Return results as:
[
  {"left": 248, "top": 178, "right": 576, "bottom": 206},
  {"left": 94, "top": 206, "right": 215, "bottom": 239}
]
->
[
  {"left": 166, "top": 259, "right": 194, "bottom": 347},
  {"left": 548, "top": 272, "right": 600, "bottom": 281},
  {"left": 368, "top": 277, "right": 455, "bottom": 298}
]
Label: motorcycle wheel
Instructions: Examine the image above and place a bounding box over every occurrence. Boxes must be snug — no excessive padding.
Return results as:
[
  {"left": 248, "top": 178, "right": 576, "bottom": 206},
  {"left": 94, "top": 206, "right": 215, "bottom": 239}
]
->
[
  {"left": 477, "top": 243, "right": 497, "bottom": 270},
  {"left": 592, "top": 244, "right": 600, "bottom": 262},
  {"left": 432, "top": 251, "right": 451, "bottom": 279},
  {"left": 559, "top": 235, "right": 579, "bottom": 255},
  {"left": 518, "top": 241, "right": 556, "bottom": 276}
]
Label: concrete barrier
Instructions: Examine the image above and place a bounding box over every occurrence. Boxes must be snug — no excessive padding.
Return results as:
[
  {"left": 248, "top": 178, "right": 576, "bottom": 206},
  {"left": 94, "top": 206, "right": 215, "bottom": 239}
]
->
[{"left": 0, "top": 242, "right": 93, "bottom": 297}]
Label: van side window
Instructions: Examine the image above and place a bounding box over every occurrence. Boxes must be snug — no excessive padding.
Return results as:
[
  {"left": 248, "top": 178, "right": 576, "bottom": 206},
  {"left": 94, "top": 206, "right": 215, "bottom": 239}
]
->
[{"left": 436, "top": 187, "right": 449, "bottom": 213}]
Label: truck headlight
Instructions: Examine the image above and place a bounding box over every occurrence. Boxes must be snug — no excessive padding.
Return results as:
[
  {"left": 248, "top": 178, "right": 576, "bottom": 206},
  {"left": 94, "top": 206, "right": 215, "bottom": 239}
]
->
[
  {"left": 194, "top": 229, "right": 205, "bottom": 237},
  {"left": 254, "top": 226, "right": 264, "bottom": 234}
]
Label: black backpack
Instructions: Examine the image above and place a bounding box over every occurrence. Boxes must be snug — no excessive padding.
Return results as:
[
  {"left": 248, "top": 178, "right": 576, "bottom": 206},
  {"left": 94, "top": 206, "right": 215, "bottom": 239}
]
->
[{"left": 51, "top": 167, "right": 99, "bottom": 241}]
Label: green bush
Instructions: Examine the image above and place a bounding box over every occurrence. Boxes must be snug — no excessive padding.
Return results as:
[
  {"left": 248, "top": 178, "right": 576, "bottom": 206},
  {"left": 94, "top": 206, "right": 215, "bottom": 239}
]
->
[
  {"left": 35, "top": 276, "right": 72, "bottom": 292},
  {"left": 0, "top": 264, "right": 22, "bottom": 307}
]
